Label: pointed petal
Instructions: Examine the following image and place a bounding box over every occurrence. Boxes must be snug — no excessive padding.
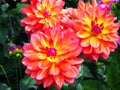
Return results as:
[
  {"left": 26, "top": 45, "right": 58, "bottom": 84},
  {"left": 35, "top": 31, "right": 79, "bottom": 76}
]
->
[
  {"left": 92, "top": 0, "right": 97, "bottom": 7},
  {"left": 27, "top": 61, "right": 39, "bottom": 70},
  {"left": 25, "top": 69, "right": 32, "bottom": 74},
  {"left": 36, "top": 80, "right": 42, "bottom": 85},
  {"left": 83, "top": 46, "right": 92, "bottom": 54},
  {"left": 59, "top": 62, "right": 71, "bottom": 71},
  {"left": 66, "top": 58, "right": 84, "bottom": 65},
  {"left": 38, "top": 60, "right": 51, "bottom": 69},
  {"left": 23, "top": 50, "right": 38, "bottom": 59},
  {"left": 90, "top": 37, "right": 100, "bottom": 48},
  {"left": 31, "top": 34, "right": 42, "bottom": 51},
  {"left": 101, "top": 42, "right": 110, "bottom": 55},
  {"left": 43, "top": 76, "right": 54, "bottom": 88},
  {"left": 77, "top": 31, "right": 91, "bottom": 38},
  {"left": 64, "top": 78, "right": 74, "bottom": 84},
  {"left": 63, "top": 66, "right": 79, "bottom": 78},
  {"left": 36, "top": 70, "right": 48, "bottom": 80},
  {"left": 49, "top": 64, "right": 60, "bottom": 75},
  {"left": 54, "top": 74, "right": 64, "bottom": 89},
  {"left": 31, "top": 72, "right": 37, "bottom": 78},
  {"left": 81, "top": 38, "right": 91, "bottom": 47},
  {"left": 37, "top": 53, "right": 47, "bottom": 59}
]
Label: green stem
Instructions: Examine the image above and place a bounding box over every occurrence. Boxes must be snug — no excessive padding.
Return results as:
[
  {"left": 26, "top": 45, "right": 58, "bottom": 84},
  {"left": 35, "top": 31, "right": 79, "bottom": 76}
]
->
[
  {"left": 14, "top": 60, "right": 19, "bottom": 90},
  {"left": 0, "top": 65, "right": 11, "bottom": 86},
  {"left": 18, "top": 57, "right": 22, "bottom": 80}
]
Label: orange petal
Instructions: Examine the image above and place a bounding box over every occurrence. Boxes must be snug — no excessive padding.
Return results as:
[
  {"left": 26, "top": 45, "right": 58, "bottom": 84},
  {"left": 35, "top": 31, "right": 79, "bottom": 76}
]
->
[
  {"left": 63, "top": 66, "right": 79, "bottom": 78},
  {"left": 90, "top": 37, "right": 100, "bottom": 48},
  {"left": 38, "top": 60, "right": 51, "bottom": 69},
  {"left": 37, "top": 32, "right": 49, "bottom": 47},
  {"left": 36, "top": 70, "right": 48, "bottom": 80},
  {"left": 27, "top": 61, "right": 39, "bottom": 70},
  {"left": 102, "top": 29, "right": 110, "bottom": 34},
  {"left": 31, "top": 34, "right": 42, "bottom": 51},
  {"left": 49, "top": 64, "right": 60, "bottom": 75},
  {"left": 54, "top": 74, "right": 64, "bottom": 89},
  {"left": 100, "top": 42, "right": 110, "bottom": 55},
  {"left": 81, "top": 37, "right": 91, "bottom": 47},
  {"left": 94, "top": 45, "right": 102, "bottom": 54},
  {"left": 66, "top": 58, "right": 83, "bottom": 65},
  {"left": 78, "top": 0, "right": 85, "bottom": 12},
  {"left": 92, "top": 0, "right": 98, "bottom": 7},
  {"left": 59, "top": 62, "right": 71, "bottom": 71},
  {"left": 23, "top": 50, "right": 38, "bottom": 59},
  {"left": 77, "top": 31, "right": 91, "bottom": 38},
  {"left": 37, "top": 53, "right": 47, "bottom": 59}
]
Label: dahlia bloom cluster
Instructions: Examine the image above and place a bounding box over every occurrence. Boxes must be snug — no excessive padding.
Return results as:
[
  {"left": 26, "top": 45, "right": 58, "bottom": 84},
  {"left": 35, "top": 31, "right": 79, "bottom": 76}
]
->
[
  {"left": 21, "top": 0, "right": 119, "bottom": 89},
  {"left": 98, "top": 0, "right": 118, "bottom": 12},
  {"left": 8, "top": 45, "right": 23, "bottom": 56}
]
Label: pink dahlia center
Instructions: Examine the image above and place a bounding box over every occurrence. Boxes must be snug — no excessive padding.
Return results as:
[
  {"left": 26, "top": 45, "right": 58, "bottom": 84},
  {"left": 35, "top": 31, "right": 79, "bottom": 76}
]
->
[
  {"left": 43, "top": 11, "right": 51, "bottom": 17},
  {"left": 47, "top": 48, "right": 57, "bottom": 56},
  {"left": 92, "top": 24, "right": 102, "bottom": 35}
]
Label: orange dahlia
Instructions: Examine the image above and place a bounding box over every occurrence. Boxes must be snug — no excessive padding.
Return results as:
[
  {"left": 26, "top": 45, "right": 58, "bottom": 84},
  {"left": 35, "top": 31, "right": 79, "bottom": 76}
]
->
[
  {"left": 68, "top": 0, "right": 119, "bottom": 61},
  {"left": 22, "top": 26, "right": 83, "bottom": 89},
  {"left": 21, "top": 0, "right": 66, "bottom": 34}
]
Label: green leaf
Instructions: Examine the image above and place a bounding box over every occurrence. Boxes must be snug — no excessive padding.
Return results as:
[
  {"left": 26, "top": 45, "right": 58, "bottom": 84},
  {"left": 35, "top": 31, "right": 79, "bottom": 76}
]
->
[
  {"left": 9, "top": 3, "right": 27, "bottom": 13},
  {"left": 20, "top": 75, "right": 38, "bottom": 90},
  {"left": 79, "top": 65, "right": 93, "bottom": 78},
  {"left": 0, "top": 82, "right": 11, "bottom": 90},
  {"left": 96, "top": 62, "right": 106, "bottom": 77},
  {"left": 105, "top": 50, "right": 120, "bottom": 90},
  {"left": 105, "top": 62, "right": 120, "bottom": 90},
  {"left": 82, "top": 80, "right": 99, "bottom": 90},
  {"left": 76, "top": 83, "right": 84, "bottom": 90}
]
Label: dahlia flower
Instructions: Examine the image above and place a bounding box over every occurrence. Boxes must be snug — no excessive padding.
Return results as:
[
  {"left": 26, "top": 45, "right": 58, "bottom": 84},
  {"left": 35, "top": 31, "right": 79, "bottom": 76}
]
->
[
  {"left": 21, "top": 0, "right": 28, "bottom": 2},
  {"left": 98, "top": 0, "right": 119, "bottom": 12},
  {"left": 68, "top": 0, "right": 119, "bottom": 61},
  {"left": 22, "top": 27, "right": 83, "bottom": 89},
  {"left": 21, "top": 0, "right": 66, "bottom": 34}
]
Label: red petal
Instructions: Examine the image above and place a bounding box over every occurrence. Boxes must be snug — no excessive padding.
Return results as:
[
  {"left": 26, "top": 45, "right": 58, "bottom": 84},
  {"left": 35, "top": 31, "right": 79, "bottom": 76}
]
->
[
  {"left": 30, "top": 72, "right": 37, "bottom": 78},
  {"left": 43, "top": 76, "right": 54, "bottom": 88},
  {"left": 64, "top": 78, "right": 74, "bottom": 84}
]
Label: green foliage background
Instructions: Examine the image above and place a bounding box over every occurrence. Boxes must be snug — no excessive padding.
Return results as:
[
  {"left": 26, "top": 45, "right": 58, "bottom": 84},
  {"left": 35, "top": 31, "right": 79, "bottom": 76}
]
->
[{"left": 0, "top": 0, "right": 120, "bottom": 90}]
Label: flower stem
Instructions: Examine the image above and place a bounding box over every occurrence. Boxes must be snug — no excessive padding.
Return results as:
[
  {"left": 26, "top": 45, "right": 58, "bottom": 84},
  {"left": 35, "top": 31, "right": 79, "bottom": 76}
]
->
[
  {"left": 14, "top": 60, "right": 19, "bottom": 90},
  {"left": 0, "top": 65, "right": 11, "bottom": 86},
  {"left": 18, "top": 57, "right": 22, "bottom": 80}
]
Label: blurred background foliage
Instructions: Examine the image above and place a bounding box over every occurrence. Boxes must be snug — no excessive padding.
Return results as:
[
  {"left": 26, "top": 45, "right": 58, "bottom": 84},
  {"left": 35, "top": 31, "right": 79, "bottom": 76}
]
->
[{"left": 0, "top": 0, "right": 120, "bottom": 90}]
